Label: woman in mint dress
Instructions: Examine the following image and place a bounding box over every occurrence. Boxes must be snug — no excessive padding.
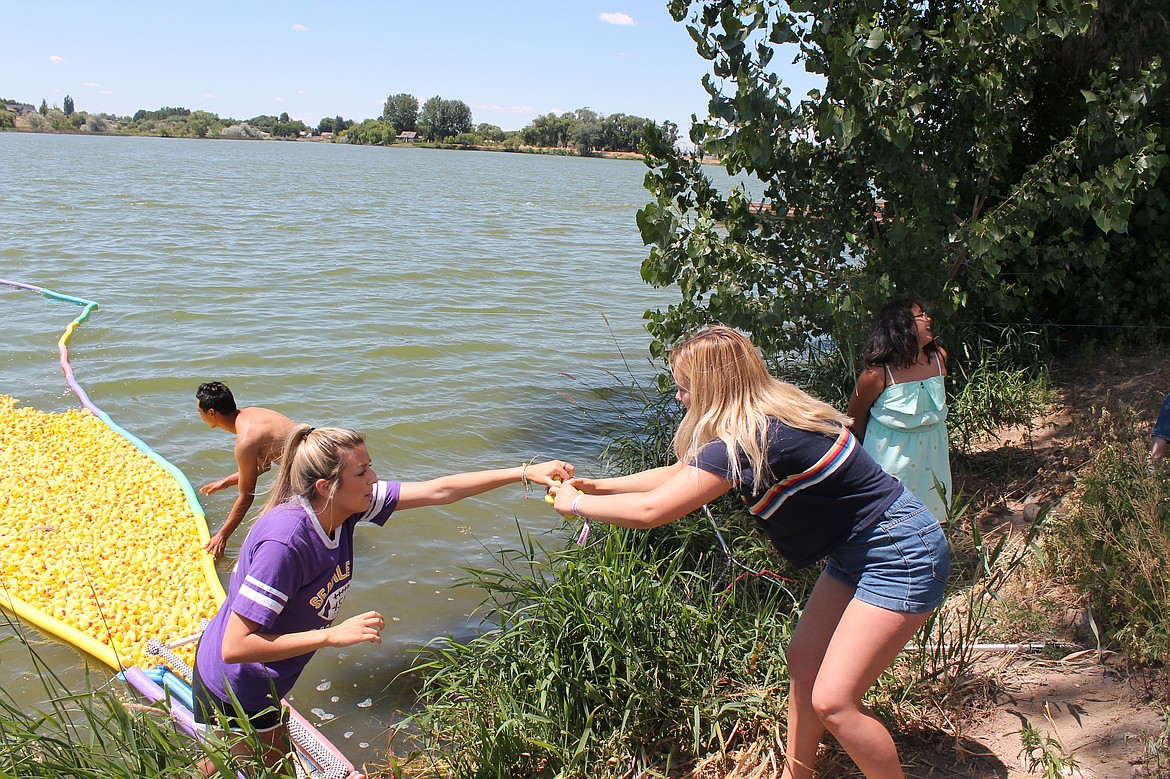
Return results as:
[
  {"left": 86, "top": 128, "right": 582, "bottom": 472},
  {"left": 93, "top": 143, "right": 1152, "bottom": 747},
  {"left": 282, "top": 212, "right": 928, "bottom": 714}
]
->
[{"left": 848, "top": 298, "right": 952, "bottom": 519}]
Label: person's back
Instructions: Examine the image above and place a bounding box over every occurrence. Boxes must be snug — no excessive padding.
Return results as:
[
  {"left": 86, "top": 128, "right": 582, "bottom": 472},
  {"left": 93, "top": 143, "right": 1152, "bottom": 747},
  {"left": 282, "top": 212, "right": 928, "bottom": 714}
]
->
[
  {"left": 195, "top": 382, "right": 298, "bottom": 558},
  {"left": 233, "top": 406, "right": 299, "bottom": 475}
]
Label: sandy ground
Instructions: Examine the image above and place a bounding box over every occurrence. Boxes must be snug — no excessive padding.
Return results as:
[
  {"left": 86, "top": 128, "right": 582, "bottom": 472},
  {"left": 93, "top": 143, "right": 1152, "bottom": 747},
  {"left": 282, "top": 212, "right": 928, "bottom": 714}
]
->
[
  {"left": 895, "top": 347, "right": 1170, "bottom": 779},
  {"left": 902, "top": 654, "right": 1166, "bottom": 778}
]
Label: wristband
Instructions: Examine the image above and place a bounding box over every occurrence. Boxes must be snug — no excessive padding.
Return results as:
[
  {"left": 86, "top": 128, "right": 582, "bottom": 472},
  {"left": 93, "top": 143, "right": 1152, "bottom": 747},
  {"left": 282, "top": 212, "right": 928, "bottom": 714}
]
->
[{"left": 571, "top": 494, "right": 585, "bottom": 517}]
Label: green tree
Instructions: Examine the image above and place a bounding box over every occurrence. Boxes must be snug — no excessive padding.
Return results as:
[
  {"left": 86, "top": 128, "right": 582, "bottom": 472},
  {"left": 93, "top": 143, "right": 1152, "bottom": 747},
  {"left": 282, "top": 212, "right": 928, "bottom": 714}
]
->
[
  {"left": 0, "top": 109, "right": 14, "bottom": 129},
  {"left": 271, "top": 118, "right": 308, "bottom": 138},
  {"left": 638, "top": 0, "right": 1170, "bottom": 362},
  {"left": 245, "top": 114, "right": 279, "bottom": 132},
  {"left": 133, "top": 107, "right": 191, "bottom": 123},
  {"left": 475, "top": 122, "right": 506, "bottom": 142},
  {"left": 317, "top": 115, "right": 352, "bottom": 135},
  {"left": 185, "top": 111, "right": 221, "bottom": 138},
  {"left": 345, "top": 118, "right": 396, "bottom": 145},
  {"left": 417, "top": 96, "right": 473, "bottom": 141},
  {"left": 62, "top": 95, "right": 74, "bottom": 116},
  {"left": 39, "top": 99, "right": 47, "bottom": 116},
  {"left": 520, "top": 111, "right": 573, "bottom": 147},
  {"left": 572, "top": 121, "right": 604, "bottom": 155},
  {"left": 383, "top": 93, "right": 419, "bottom": 132}
]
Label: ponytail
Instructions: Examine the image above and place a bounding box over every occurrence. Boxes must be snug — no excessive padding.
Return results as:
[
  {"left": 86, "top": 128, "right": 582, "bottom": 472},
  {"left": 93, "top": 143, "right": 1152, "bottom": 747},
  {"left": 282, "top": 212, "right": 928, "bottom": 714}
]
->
[{"left": 264, "top": 425, "right": 366, "bottom": 512}]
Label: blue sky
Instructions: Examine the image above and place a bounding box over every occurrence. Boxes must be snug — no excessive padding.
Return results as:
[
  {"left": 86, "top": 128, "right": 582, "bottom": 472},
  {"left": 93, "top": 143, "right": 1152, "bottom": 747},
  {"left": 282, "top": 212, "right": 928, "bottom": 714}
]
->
[{"left": 2, "top": 1, "right": 817, "bottom": 132}]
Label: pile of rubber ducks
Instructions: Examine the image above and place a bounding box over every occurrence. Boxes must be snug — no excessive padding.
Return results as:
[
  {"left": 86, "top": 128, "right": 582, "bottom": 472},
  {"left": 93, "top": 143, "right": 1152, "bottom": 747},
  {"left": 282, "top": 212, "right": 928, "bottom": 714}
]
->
[{"left": 0, "top": 394, "right": 219, "bottom": 668}]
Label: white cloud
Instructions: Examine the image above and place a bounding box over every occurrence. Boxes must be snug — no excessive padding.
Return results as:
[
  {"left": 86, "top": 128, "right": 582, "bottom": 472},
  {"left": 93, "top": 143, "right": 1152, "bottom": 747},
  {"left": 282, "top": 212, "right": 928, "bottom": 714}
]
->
[
  {"left": 291, "top": 23, "right": 307, "bottom": 32},
  {"left": 82, "top": 81, "right": 100, "bottom": 87},
  {"left": 99, "top": 89, "right": 113, "bottom": 95},
  {"left": 599, "top": 12, "right": 635, "bottom": 26},
  {"left": 49, "top": 55, "right": 65, "bottom": 63},
  {"left": 203, "top": 93, "right": 216, "bottom": 100},
  {"left": 273, "top": 97, "right": 285, "bottom": 104},
  {"left": 472, "top": 103, "right": 536, "bottom": 114}
]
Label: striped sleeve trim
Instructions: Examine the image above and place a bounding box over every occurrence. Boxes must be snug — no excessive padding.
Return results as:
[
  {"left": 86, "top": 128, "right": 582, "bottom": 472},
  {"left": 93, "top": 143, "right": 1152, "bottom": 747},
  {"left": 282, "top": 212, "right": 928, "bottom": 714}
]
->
[
  {"left": 240, "top": 574, "right": 288, "bottom": 615},
  {"left": 748, "top": 428, "right": 855, "bottom": 519},
  {"left": 354, "top": 480, "right": 396, "bottom": 524}
]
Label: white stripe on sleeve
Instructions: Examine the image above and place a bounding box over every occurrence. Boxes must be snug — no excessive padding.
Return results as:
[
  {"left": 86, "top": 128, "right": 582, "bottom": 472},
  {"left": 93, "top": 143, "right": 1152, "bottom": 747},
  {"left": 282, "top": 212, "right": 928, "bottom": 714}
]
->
[
  {"left": 244, "top": 574, "right": 288, "bottom": 605},
  {"left": 240, "top": 583, "right": 286, "bottom": 615}
]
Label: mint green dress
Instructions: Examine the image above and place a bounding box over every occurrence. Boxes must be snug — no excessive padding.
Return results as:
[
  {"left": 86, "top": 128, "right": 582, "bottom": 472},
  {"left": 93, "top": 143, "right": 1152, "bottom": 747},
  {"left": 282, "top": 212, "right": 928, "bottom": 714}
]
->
[{"left": 862, "top": 362, "right": 952, "bottom": 520}]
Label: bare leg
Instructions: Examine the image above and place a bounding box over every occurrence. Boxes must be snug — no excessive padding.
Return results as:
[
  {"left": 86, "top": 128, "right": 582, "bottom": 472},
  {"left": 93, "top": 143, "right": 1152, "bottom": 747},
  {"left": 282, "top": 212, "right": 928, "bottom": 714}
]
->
[
  {"left": 810, "top": 598, "right": 932, "bottom": 779},
  {"left": 1150, "top": 436, "right": 1167, "bottom": 470},
  {"left": 196, "top": 721, "right": 291, "bottom": 778},
  {"left": 779, "top": 572, "right": 855, "bottom": 779}
]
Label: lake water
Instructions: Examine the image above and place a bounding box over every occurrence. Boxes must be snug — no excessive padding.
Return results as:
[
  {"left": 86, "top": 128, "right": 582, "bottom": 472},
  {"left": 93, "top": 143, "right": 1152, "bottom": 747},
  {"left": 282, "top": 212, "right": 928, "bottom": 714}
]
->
[{"left": 0, "top": 132, "right": 716, "bottom": 757}]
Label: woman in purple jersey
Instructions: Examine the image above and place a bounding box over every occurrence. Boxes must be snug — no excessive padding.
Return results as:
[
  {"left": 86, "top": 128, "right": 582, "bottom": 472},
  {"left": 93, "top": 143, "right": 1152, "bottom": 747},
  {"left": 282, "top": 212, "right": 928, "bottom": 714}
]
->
[
  {"left": 193, "top": 424, "right": 570, "bottom": 776},
  {"left": 549, "top": 326, "right": 948, "bottom": 779}
]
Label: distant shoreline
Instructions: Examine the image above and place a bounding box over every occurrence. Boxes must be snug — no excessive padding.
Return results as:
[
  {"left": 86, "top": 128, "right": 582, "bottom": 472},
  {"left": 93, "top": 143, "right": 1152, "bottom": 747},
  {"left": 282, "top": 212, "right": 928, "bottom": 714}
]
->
[{"left": 5, "top": 115, "right": 719, "bottom": 164}]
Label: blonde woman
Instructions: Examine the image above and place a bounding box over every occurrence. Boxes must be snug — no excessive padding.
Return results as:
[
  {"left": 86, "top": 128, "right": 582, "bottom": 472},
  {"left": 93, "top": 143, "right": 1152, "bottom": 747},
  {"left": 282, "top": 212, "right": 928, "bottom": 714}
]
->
[
  {"left": 549, "top": 325, "right": 949, "bottom": 779},
  {"left": 193, "top": 424, "right": 569, "bottom": 776}
]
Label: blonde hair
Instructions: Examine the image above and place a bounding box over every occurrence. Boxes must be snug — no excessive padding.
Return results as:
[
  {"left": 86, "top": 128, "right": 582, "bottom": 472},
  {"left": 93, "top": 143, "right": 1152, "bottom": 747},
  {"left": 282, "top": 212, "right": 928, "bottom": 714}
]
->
[
  {"left": 264, "top": 425, "right": 366, "bottom": 512},
  {"left": 669, "top": 325, "right": 851, "bottom": 489}
]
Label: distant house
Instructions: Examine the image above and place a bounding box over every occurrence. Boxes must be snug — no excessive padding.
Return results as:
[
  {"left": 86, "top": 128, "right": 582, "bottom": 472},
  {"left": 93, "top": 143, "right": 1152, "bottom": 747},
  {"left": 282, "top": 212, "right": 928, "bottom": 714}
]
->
[
  {"left": 396, "top": 131, "right": 419, "bottom": 143},
  {"left": 4, "top": 103, "right": 36, "bottom": 116}
]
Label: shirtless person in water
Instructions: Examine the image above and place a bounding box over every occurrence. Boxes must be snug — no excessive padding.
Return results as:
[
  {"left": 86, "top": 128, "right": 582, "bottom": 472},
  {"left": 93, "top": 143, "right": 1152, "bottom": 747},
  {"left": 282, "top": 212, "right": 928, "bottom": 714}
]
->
[{"left": 195, "top": 381, "right": 298, "bottom": 559}]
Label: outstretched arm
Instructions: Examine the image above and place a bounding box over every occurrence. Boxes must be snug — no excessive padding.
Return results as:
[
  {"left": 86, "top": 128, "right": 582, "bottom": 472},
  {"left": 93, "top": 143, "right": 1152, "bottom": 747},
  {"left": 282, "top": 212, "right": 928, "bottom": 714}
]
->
[
  {"left": 550, "top": 464, "right": 732, "bottom": 530},
  {"left": 396, "top": 459, "right": 571, "bottom": 511},
  {"left": 203, "top": 439, "right": 262, "bottom": 559},
  {"left": 569, "top": 462, "right": 685, "bottom": 495}
]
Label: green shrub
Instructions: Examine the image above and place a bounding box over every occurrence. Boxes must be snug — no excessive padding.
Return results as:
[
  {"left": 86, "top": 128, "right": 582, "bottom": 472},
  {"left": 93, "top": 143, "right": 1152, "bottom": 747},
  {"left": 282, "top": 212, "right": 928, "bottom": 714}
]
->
[
  {"left": 1050, "top": 426, "right": 1170, "bottom": 667},
  {"left": 402, "top": 520, "right": 800, "bottom": 778},
  {"left": 946, "top": 324, "right": 1054, "bottom": 454}
]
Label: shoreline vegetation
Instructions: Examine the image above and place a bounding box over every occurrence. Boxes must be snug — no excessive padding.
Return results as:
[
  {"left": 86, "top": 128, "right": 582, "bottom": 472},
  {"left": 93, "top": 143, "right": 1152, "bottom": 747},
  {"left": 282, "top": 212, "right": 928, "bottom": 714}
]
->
[
  {"left": 0, "top": 95, "right": 698, "bottom": 162},
  {"left": 3, "top": 337, "right": 1167, "bottom": 778}
]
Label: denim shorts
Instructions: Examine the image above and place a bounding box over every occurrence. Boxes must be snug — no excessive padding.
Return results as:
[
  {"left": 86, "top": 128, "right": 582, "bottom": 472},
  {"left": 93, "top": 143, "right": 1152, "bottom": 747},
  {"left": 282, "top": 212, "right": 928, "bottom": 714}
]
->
[
  {"left": 192, "top": 653, "right": 284, "bottom": 733},
  {"left": 823, "top": 488, "right": 950, "bottom": 614},
  {"left": 1153, "top": 393, "right": 1170, "bottom": 441}
]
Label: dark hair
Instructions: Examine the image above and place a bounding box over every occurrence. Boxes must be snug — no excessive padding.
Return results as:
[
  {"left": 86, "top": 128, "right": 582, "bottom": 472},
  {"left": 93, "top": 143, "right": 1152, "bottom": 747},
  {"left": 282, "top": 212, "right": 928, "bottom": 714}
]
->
[
  {"left": 860, "top": 297, "right": 940, "bottom": 370},
  {"left": 196, "top": 381, "right": 238, "bottom": 415}
]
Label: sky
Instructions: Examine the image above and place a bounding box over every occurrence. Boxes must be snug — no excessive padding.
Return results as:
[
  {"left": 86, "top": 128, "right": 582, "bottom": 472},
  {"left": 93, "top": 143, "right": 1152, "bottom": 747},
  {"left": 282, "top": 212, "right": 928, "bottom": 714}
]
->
[{"left": 1, "top": 1, "right": 818, "bottom": 133}]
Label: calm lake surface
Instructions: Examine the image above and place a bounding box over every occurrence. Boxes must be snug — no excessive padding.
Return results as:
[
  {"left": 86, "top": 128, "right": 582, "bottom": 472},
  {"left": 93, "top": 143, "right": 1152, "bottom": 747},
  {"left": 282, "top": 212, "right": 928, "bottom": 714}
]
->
[{"left": 0, "top": 132, "right": 729, "bottom": 755}]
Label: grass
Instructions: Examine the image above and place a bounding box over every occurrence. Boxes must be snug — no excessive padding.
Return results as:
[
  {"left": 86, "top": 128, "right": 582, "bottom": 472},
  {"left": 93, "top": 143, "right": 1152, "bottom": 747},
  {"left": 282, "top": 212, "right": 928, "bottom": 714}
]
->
[
  {"left": 946, "top": 323, "right": 1056, "bottom": 455},
  {"left": 1015, "top": 706, "right": 1080, "bottom": 779},
  {"left": 1048, "top": 406, "right": 1170, "bottom": 672},
  {"left": 397, "top": 517, "right": 802, "bottom": 778},
  {"left": 0, "top": 615, "right": 305, "bottom": 779},
  {"left": 8, "top": 333, "right": 1170, "bottom": 778},
  {"left": 0, "top": 628, "right": 195, "bottom": 778}
]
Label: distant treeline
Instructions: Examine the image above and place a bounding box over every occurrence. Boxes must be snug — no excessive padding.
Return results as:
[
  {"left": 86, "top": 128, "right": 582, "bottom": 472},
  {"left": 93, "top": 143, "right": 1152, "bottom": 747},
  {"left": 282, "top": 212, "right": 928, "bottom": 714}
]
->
[{"left": 0, "top": 91, "right": 679, "bottom": 154}]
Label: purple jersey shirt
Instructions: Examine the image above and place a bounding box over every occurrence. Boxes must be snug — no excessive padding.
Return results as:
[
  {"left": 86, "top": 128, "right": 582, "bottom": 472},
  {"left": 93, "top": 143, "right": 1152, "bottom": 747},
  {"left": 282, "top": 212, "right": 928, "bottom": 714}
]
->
[{"left": 194, "top": 480, "right": 400, "bottom": 711}]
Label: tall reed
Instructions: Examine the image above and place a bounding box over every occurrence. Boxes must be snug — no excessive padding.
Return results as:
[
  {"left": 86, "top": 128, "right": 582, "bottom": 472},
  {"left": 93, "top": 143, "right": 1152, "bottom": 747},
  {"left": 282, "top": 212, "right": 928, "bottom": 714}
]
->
[
  {"left": 401, "top": 517, "right": 801, "bottom": 778},
  {"left": 1050, "top": 415, "right": 1170, "bottom": 672},
  {"left": 0, "top": 614, "right": 293, "bottom": 778}
]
